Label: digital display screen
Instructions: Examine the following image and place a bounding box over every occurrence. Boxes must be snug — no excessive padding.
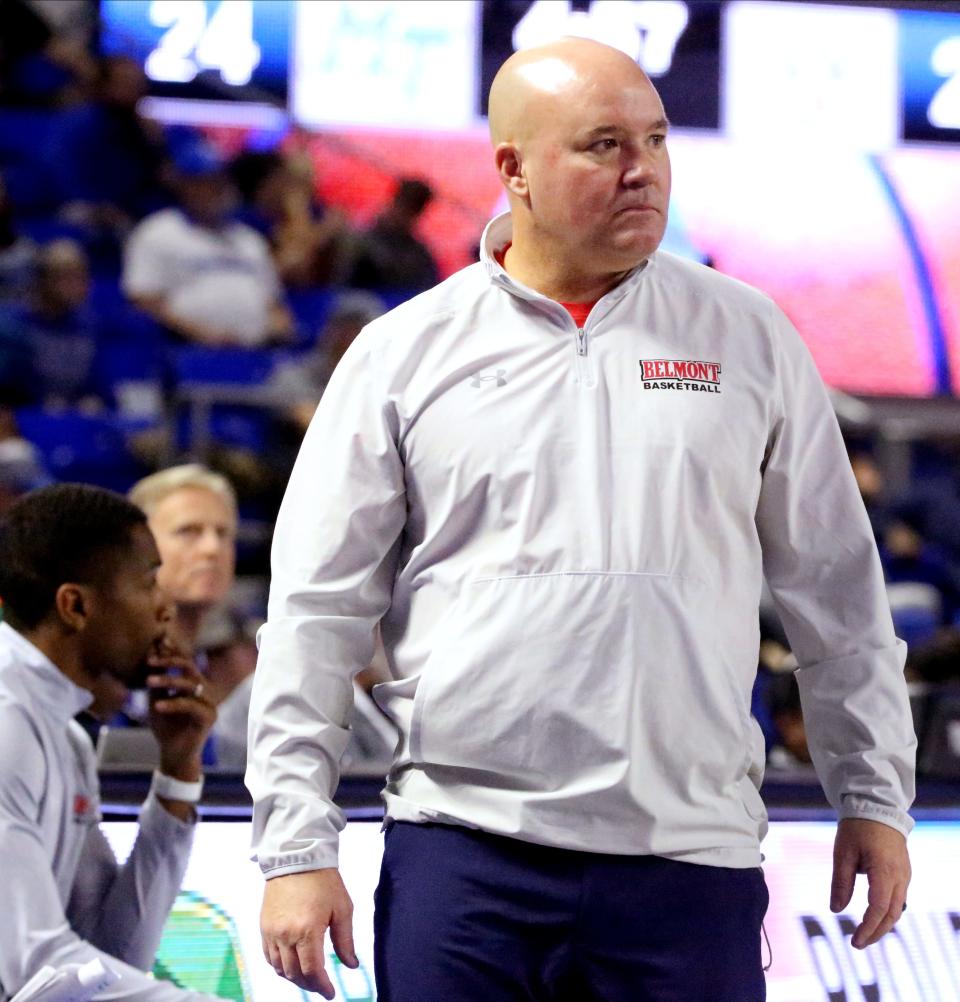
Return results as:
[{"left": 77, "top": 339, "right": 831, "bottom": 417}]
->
[
  {"left": 667, "top": 134, "right": 954, "bottom": 397},
  {"left": 99, "top": 0, "right": 291, "bottom": 103},
  {"left": 723, "top": 1, "right": 901, "bottom": 150},
  {"left": 900, "top": 9, "right": 960, "bottom": 144},
  {"left": 99, "top": 1, "right": 960, "bottom": 145},
  {"left": 478, "top": 0, "right": 721, "bottom": 128},
  {"left": 101, "top": 818, "right": 960, "bottom": 1001},
  {"left": 291, "top": 1, "right": 480, "bottom": 131}
]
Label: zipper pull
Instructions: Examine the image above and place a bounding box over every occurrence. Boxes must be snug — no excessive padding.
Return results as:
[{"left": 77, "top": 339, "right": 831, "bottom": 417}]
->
[{"left": 577, "top": 327, "right": 587, "bottom": 356}]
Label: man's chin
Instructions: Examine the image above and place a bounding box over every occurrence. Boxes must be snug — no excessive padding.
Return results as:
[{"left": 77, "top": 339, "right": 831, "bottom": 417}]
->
[
  {"left": 110, "top": 662, "right": 152, "bottom": 693},
  {"left": 87, "top": 674, "right": 134, "bottom": 721},
  {"left": 184, "top": 586, "right": 226, "bottom": 608},
  {"left": 588, "top": 233, "right": 663, "bottom": 274}
]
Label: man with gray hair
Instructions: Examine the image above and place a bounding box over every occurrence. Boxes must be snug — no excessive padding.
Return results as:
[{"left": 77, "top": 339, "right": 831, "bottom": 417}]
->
[
  {"left": 128, "top": 464, "right": 239, "bottom": 661},
  {"left": 250, "top": 38, "right": 915, "bottom": 1000},
  {"left": 91, "top": 465, "right": 251, "bottom": 768}
]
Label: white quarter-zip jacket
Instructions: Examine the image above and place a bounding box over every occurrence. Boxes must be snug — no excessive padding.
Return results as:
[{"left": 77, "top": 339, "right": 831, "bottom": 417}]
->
[
  {"left": 248, "top": 213, "right": 916, "bottom": 876},
  {"left": 0, "top": 624, "right": 216, "bottom": 1001}
]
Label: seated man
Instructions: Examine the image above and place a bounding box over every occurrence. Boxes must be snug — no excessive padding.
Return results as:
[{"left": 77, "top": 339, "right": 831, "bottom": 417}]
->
[
  {"left": 122, "top": 141, "right": 293, "bottom": 349},
  {"left": 129, "top": 465, "right": 239, "bottom": 664},
  {"left": 46, "top": 55, "right": 167, "bottom": 226},
  {"left": 348, "top": 176, "right": 439, "bottom": 294},
  {"left": 0, "top": 484, "right": 219, "bottom": 1000},
  {"left": 127, "top": 464, "right": 252, "bottom": 770},
  {"left": 268, "top": 291, "right": 385, "bottom": 437},
  {"left": 0, "top": 239, "right": 109, "bottom": 409},
  {"left": 130, "top": 463, "right": 395, "bottom": 774}
]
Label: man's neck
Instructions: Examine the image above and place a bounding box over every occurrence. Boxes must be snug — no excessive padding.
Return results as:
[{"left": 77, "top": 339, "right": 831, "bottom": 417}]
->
[
  {"left": 502, "top": 241, "right": 634, "bottom": 304},
  {"left": 180, "top": 207, "right": 226, "bottom": 233},
  {"left": 33, "top": 299, "right": 72, "bottom": 322},
  {"left": 17, "top": 621, "right": 96, "bottom": 693}
]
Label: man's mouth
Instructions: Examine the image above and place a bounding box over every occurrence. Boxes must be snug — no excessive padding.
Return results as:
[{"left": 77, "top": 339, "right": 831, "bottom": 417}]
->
[{"left": 190, "top": 566, "right": 221, "bottom": 580}]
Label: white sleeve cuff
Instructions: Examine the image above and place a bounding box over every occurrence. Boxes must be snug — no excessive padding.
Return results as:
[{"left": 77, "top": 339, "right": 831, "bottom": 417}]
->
[
  {"left": 839, "top": 795, "right": 915, "bottom": 838},
  {"left": 150, "top": 770, "right": 204, "bottom": 805}
]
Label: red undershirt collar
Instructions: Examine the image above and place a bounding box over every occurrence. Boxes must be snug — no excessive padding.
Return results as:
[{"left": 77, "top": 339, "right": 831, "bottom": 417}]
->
[{"left": 494, "top": 242, "right": 597, "bottom": 327}]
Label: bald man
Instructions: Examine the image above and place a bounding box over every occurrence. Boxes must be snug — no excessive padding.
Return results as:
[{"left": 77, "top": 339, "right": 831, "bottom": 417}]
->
[{"left": 249, "top": 39, "right": 915, "bottom": 1001}]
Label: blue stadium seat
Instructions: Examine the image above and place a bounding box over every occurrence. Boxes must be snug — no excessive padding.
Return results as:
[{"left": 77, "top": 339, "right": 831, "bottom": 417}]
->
[
  {"left": 0, "top": 109, "right": 60, "bottom": 213},
  {"left": 170, "top": 346, "right": 285, "bottom": 455},
  {"left": 172, "top": 346, "right": 279, "bottom": 385},
  {"left": 16, "top": 218, "right": 90, "bottom": 246},
  {"left": 888, "top": 582, "right": 941, "bottom": 650},
  {"left": 0, "top": 109, "right": 59, "bottom": 165},
  {"left": 15, "top": 407, "right": 148, "bottom": 493},
  {"left": 286, "top": 287, "right": 338, "bottom": 348}
]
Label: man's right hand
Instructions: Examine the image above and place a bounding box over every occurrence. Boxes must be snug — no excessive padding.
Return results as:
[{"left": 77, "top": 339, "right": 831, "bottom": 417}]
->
[{"left": 260, "top": 868, "right": 358, "bottom": 999}]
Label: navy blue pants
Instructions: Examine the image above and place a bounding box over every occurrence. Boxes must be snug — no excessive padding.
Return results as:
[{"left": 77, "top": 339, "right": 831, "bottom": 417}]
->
[{"left": 374, "top": 822, "right": 768, "bottom": 1002}]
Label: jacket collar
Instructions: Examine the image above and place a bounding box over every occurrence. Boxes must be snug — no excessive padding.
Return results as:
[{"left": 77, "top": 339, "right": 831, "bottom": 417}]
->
[
  {"left": 479, "top": 212, "right": 654, "bottom": 314},
  {"left": 0, "top": 621, "right": 93, "bottom": 721}
]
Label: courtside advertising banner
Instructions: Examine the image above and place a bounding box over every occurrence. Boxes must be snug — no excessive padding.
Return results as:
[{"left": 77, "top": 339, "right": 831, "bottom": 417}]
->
[{"left": 103, "top": 819, "right": 960, "bottom": 1001}]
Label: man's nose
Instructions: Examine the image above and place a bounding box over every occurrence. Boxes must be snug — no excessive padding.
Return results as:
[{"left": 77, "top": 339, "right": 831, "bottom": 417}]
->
[
  {"left": 622, "top": 150, "right": 656, "bottom": 187},
  {"left": 156, "top": 588, "right": 175, "bottom": 625}
]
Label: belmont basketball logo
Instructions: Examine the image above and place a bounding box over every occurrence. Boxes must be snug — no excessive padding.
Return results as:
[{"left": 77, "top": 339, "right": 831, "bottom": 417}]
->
[{"left": 640, "top": 359, "right": 721, "bottom": 394}]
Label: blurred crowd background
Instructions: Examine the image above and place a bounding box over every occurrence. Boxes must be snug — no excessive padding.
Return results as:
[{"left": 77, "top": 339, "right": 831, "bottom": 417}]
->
[{"left": 1, "top": 0, "right": 960, "bottom": 782}]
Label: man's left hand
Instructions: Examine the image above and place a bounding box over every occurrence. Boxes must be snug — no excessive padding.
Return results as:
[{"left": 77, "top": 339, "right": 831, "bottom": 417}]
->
[
  {"left": 830, "top": 818, "right": 911, "bottom": 949},
  {"left": 146, "top": 646, "right": 216, "bottom": 781}
]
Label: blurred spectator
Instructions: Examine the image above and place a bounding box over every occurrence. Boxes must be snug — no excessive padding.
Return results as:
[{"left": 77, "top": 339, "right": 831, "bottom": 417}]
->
[
  {"left": 0, "top": 174, "right": 38, "bottom": 305},
  {"left": 885, "top": 443, "right": 960, "bottom": 567},
  {"left": 127, "top": 464, "right": 254, "bottom": 768},
  {"left": 881, "top": 508, "right": 960, "bottom": 627},
  {"left": 123, "top": 141, "right": 294, "bottom": 347},
  {"left": 46, "top": 55, "right": 169, "bottom": 232},
  {"left": 269, "top": 290, "right": 385, "bottom": 435},
  {"left": 0, "top": 0, "right": 95, "bottom": 107},
  {"left": 230, "top": 149, "right": 352, "bottom": 289},
  {"left": 0, "top": 239, "right": 110, "bottom": 408},
  {"left": 349, "top": 176, "right": 439, "bottom": 293},
  {"left": 750, "top": 608, "right": 794, "bottom": 755},
  {"left": 129, "top": 465, "right": 240, "bottom": 661},
  {"left": 906, "top": 630, "right": 960, "bottom": 685},
  {"left": 0, "top": 411, "right": 50, "bottom": 514},
  {"left": 849, "top": 447, "right": 891, "bottom": 544},
  {"left": 123, "top": 465, "right": 397, "bottom": 772},
  {"left": 765, "top": 671, "right": 812, "bottom": 770}
]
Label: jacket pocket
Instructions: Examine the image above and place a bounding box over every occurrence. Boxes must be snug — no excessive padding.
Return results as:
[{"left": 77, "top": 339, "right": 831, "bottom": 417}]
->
[{"left": 407, "top": 571, "right": 753, "bottom": 802}]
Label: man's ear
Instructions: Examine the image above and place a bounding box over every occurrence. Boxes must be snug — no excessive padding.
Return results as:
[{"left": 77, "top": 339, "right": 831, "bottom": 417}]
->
[
  {"left": 495, "top": 142, "right": 528, "bottom": 199},
  {"left": 54, "top": 582, "right": 91, "bottom": 633}
]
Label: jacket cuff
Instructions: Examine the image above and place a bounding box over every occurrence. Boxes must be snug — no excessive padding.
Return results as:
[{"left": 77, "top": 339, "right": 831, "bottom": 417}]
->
[
  {"left": 259, "top": 845, "right": 340, "bottom": 877},
  {"left": 839, "top": 795, "right": 915, "bottom": 838}
]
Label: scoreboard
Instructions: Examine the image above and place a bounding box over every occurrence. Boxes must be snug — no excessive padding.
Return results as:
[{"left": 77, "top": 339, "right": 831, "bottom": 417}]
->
[{"left": 100, "top": 0, "right": 960, "bottom": 146}]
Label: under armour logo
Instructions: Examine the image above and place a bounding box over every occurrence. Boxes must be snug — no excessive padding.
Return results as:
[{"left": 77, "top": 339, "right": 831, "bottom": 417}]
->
[{"left": 470, "top": 369, "right": 507, "bottom": 388}]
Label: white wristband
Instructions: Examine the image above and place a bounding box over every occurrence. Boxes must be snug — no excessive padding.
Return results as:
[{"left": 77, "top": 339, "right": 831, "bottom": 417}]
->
[{"left": 151, "top": 770, "right": 204, "bottom": 804}]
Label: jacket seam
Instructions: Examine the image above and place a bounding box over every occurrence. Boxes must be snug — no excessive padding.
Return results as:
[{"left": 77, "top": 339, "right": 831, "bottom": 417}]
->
[{"left": 471, "top": 570, "right": 693, "bottom": 584}]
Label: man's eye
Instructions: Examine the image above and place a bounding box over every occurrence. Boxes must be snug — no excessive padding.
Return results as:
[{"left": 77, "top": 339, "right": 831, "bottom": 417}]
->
[
  {"left": 592, "top": 138, "right": 618, "bottom": 151},
  {"left": 650, "top": 134, "right": 666, "bottom": 147}
]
